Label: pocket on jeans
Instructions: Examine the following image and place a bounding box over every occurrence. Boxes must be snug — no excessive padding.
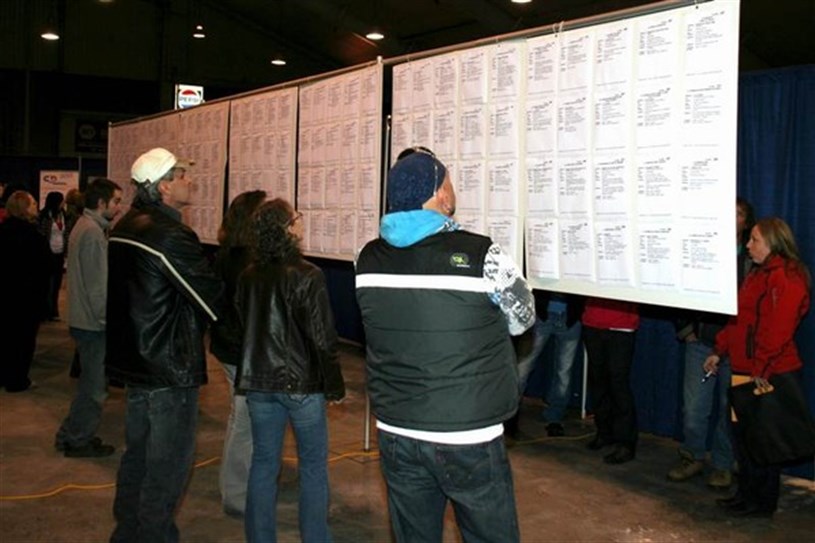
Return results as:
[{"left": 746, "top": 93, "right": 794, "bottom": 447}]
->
[
  {"left": 287, "top": 393, "right": 308, "bottom": 404},
  {"left": 438, "top": 443, "right": 493, "bottom": 490}
]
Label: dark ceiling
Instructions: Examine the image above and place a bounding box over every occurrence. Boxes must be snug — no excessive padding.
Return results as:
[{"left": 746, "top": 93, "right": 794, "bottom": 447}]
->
[
  {"left": 4, "top": 0, "right": 814, "bottom": 93},
  {"left": 187, "top": 0, "right": 815, "bottom": 77},
  {"left": 1, "top": 0, "right": 813, "bottom": 158}
]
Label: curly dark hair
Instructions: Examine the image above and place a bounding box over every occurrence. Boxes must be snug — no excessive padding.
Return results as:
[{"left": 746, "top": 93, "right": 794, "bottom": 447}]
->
[
  {"left": 218, "top": 190, "right": 267, "bottom": 252},
  {"left": 251, "top": 198, "right": 301, "bottom": 265}
]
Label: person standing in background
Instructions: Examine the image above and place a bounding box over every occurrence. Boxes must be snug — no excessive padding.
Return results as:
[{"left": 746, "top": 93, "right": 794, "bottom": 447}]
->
[
  {"left": 38, "top": 191, "right": 67, "bottom": 321},
  {"left": 209, "top": 189, "right": 266, "bottom": 518},
  {"left": 63, "top": 187, "right": 85, "bottom": 249},
  {"left": 508, "top": 292, "right": 583, "bottom": 439},
  {"left": 583, "top": 297, "right": 640, "bottom": 465},
  {"left": 667, "top": 198, "right": 755, "bottom": 488},
  {"left": 54, "top": 178, "right": 122, "bottom": 458},
  {"left": 107, "top": 148, "right": 222, "bottom": 543},
  {"left": 706, "top": 217, "right": 810, "bottom": 518},
  {"left": 0, "top": 191, "right": 51, "bottom": 392}
]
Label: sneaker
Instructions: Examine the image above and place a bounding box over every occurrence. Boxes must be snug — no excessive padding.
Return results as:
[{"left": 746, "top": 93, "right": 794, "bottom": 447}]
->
[
  {"left": 707, "top": 469, "right": 733, "bottom": 489},
  {"left": 667, "top": 450, "right": 705, "bottom": 481},
  {"left": 545, "top": 422, "right": 565, "bottom": 437},
  {"left": 64, "top": 440, "right": 115, "bottom": 458}
]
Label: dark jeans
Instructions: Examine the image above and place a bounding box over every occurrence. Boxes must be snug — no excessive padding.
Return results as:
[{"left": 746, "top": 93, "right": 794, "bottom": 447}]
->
[
  {"left": 583, "top": 326, "right": 638, "bottom": 449},
  {"left": 0, "top": 313, "right": 39, "bottom": 391},
  {"left": 377, "top": 431, "right": 519, "bottom": 543},
  {"left": 55, "top": 328, "right": 108, "bottom": 447},
  {"left": 111, "top": 386, "right": 199, "bottom": 543}
]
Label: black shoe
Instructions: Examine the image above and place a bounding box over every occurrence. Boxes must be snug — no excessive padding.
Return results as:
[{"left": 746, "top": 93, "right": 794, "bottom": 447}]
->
[
  {"left": 586, "top": 435, "right": 613, "bottom": 450},
  {"left": 55, "top": 436, "right": 102, "bottom": 452},
  {"left": 64, "top": 440, "right": 115, "bottom": 458},
  {"left": 716, "top": 494, "right": 745, "bottom": 508},
  {"left": 545, "top": 423, "right": 565, "bottom": 437},
  {"left": 604, "top": 445, "right": 635, "bottom": 465},
  {"left": 223, "top": 507, "right": 244, "bottom": 520},
  {"left": 727, "top": 503, "right": 774, "bottom": 519}
]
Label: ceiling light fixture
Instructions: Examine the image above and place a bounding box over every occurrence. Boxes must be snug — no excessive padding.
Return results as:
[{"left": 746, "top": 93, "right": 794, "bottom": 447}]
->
[
  {"left": 271, "top": 55, "right": 286, "bottom": 66},
  {"left": 511, "top": 0, "right": 533, "bottom": 4},
  {"left": 41, "top": 0, "right": 60, "bottom": 41},
  {"left": 366, "top": 0, "right": 385, "bottom": 41},
  {"left": 192, "top": 24, "right": 206, "bottom": 39},
  {"left": 365, "top": 29, "right": 385, "bottom": 41}
]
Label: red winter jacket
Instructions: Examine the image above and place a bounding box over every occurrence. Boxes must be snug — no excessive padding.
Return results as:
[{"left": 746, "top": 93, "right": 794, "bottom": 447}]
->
[
  {"left": 714, "top": 255, "right": 810, "bottom": 378},
  {"left": 582, "top": 297, "right": 639, "bottom": 331}
]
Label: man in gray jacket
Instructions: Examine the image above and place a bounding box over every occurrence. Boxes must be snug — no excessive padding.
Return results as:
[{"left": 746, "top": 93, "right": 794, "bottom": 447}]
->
[{"left": 55, "top": 178, "right": 122, "bottom": 457}]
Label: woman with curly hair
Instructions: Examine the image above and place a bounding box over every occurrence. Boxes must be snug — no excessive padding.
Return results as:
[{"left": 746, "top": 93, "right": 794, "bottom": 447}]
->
[
  {"left": 235, "top": 199, "right": 345, "bottom": 543},
  {"left": 210, "top": 190, "right": 267, "bottom": 518}
]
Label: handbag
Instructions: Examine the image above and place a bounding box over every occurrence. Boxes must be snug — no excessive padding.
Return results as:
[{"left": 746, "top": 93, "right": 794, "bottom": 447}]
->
[{"left": 728, "top": 372, "right": 815, "bottom": 466}]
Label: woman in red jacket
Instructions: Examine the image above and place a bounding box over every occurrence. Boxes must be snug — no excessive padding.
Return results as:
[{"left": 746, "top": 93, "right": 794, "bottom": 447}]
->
[{"left": 704, "top": 217, "right": 811, "bottom": 518}]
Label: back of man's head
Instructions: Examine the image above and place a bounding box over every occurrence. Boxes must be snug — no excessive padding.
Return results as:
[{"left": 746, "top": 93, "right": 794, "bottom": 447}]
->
[{"left": 387, "top": 150, "right": 447, "bottom": 213}]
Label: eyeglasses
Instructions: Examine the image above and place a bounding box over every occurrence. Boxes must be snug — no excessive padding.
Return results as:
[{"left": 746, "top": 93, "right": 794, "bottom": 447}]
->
[{"left": 287, "top": 211, "right": 303, "bottom": 226}]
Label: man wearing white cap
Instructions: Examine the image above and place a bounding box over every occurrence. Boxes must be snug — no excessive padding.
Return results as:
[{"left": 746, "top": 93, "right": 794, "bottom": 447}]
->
[{"left": 106, "top": 147, "right": 222, "bottom": 543}]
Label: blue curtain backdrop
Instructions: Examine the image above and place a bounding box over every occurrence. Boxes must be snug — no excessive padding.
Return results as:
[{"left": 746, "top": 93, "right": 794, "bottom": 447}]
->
[
  {"left": 319, "top": 65, "right": 815, "bottom": 478},
  {"left": 734, "top": 65, "right": 815, "bottom": 477}
]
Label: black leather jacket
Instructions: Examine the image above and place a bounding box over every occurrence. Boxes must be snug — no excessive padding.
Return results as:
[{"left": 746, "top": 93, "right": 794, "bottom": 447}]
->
[
  {"left": 106, "top": 200, "right": 222, "bottom": 387},
  {"left": 210, "top": 246, "right": 251, "bottom": 367},
  {"left": 235, "top": 258, "right": 345, "bottom": 401}
]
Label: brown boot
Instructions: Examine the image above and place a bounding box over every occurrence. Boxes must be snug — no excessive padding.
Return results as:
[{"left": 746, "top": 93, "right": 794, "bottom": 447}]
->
[{"left": 667, "top": 449, "right": 705, "bottom": 481}]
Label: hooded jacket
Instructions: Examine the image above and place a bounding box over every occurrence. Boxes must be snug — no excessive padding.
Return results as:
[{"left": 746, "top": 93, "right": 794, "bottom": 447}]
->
[
  {"left": 356, "top": 210, "right": 534, "bottom": 432},
  {"left": 714, "top": 255, "right": 810, "bottom": 378}
]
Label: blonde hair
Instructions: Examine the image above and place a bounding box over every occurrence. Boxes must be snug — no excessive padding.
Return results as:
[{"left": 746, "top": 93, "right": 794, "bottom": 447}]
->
[
  {"left": 755, "top": 217, "right": 811, "bottom": 288},
  {"left": 5, "top": 191, "right": 36, "bottom": 221}
]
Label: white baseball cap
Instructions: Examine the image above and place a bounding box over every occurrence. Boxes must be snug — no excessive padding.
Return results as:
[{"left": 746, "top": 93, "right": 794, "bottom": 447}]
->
[{"left": 131, "top": 147, "right": 192, "bottom": 184}]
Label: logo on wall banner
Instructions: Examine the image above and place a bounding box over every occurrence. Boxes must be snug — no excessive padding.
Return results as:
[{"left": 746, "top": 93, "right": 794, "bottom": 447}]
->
[
  {"left": 175, "top": 84, "right": 205, "bottom": 109},
  {"left": 39, "top": 170, "right": 79, "bottom": 205}
]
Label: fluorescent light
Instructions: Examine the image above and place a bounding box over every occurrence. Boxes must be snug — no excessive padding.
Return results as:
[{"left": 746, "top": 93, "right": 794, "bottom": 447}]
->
[
  {"left": 271, "top": 57, "right": 286, "bottom": 66},
  {"left": 511, "top": 0, "right": 532, "bottom": 4},
  {"left": 41, "top": 31, "right": 60, "bottom": 41},
  {"left": 192, "top": 24, "right": 206, "bottom": 39},
  {"left": 365, "top": 30, "right": 385, "bottom": 41}
]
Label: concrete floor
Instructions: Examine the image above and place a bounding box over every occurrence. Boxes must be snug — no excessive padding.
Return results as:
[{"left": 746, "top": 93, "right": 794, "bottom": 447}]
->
[{"left": 1, "top": 295, "right": 814, "bottom": 542}]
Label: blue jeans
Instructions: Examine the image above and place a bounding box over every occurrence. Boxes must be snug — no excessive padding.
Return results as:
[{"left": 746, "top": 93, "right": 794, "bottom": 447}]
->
[
  {"left": 55, "top": 328, "right": 108, "bottom": 447},
  {"left": 681, "top": 340, "right": 734, "bottom": 470},
  {"left": 377, "top": 431, "right": 519, "bottom": 543},
  {"left": 219, "top": 363, "right": 252, "bottom": 515},
  {"left": 516, "top": 317, "right": 582, "bottom": 423},
  {"left": 111, "top": 386, "right": 199, "bottom": 543},
  {"left": 245, "top": 392, "right": 332, "bottom": 543}
]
